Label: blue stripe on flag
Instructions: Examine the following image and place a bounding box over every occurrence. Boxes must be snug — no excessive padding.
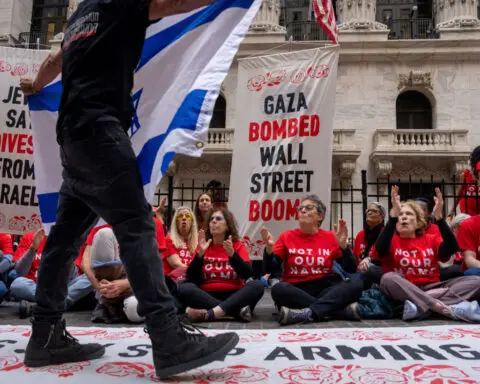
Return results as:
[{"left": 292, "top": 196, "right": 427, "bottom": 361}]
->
[
  {"left": 137, "top": 89, "right": 207, "bottom": 185},
  {"left": 37, "top": 192, "right": 59, "bottom": 223},
  {"left": 138, "top": 0, "right": 254, "bottom": 71},
  {"left": 28, "top": 80, "right": 62, "bottom": 112}
]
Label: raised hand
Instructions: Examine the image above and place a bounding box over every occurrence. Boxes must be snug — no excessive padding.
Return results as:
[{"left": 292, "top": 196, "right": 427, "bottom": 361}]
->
[
  {"left": 223, "top": 235, "right": 234, "bottom": 257},
  {"left": 31, "top": 228, "right": 45, "bottom": 252},
  {"left": 260, "top": 227, "right": 275, "bottom": 254},
  {"left": 20, "top": 78, "right": 39, "bottom": 96},
  {"left": 432, "top": 187, "right": 444, "bottom": 221},
  {"left": 390, "top": 185, "right": 401, "bottom": 218},
  {"left": 334, "top": 219, "right": 348, "bottom": 249},
  {"left": 197, "top": 229, "right": 212, "bottom": 257}
]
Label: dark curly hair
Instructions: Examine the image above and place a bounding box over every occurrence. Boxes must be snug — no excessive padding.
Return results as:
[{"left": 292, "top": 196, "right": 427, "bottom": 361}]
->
[
  {"left": 470, "top": 146, "right": 480, "bottom": 177},
  {"left": 205, "top": 207, "right": 240, "bottom": 242}
]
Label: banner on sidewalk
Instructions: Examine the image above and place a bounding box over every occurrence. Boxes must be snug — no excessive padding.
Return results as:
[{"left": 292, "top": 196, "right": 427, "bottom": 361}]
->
[
  {"left": 0, "top": 47, "right": 48, "bottom": 234},
  {"left": 229, "top": 46, "right": 339, "bottom": 260}
]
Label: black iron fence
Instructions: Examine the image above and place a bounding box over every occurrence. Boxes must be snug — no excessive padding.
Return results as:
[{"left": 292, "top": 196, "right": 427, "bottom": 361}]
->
[
  {"left": 16, "top": 31, "right": 52, "bottom": 49},
  {"left": 155, "top": 169, "right": 480, "bottom": 242},
  {"left": 386, "top": 18, "right": 439, "bottom": 40}
]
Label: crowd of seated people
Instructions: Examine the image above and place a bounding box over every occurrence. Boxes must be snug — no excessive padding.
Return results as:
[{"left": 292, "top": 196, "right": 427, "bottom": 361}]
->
[{"left": 2, "top": 186, "right": 480, "bottom": 325}]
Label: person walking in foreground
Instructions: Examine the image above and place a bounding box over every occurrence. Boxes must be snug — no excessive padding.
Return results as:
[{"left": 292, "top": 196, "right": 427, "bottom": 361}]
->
[{"left": 19, "top": 0, "right": 238, "bottom": 379}]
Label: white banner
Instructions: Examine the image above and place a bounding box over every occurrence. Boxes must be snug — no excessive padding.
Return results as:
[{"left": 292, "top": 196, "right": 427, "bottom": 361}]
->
[
  {"left": 1, "top": 325, "right": 480, "bottom": 383},
  {"left": 229, "top": 46, "right": 339, "bottom": 260},
  {"left": 0, "top": 47, "right": 48, "bottom": 234}
]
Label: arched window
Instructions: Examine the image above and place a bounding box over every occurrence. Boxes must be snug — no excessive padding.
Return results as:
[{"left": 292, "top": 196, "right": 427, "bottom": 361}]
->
[
  {"left": 209, "top": 95, "right": 226, "bottom": 128},
  {"left": 396, "top": 90, "right": 433, "bottom": 129}
]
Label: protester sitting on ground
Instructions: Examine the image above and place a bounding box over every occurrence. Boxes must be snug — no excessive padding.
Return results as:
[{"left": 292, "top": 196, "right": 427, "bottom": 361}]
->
[
  {"left": 194, "top": 192, "right": 214, "bottom": 231},
  {"left": 82, "top": 225, "right": 143, "bottom": 323},
  {"left": 456, "top": 213, "right": 480, "bottom": 277},
  {"left": 378, "top": 186, "right": 480, "bottom": 322},
  {"left": 163, "top": 206, "right": 198, "bottom": 282},
  {"left": 262, "top": 194, "right": 361, "bottom": 326},
  {"left": 448, "top": 146, "right": 480, "bottom": 218},
  {"left": 0, "top": 233, "right": 14, "bottom": 303},
  {"left": 178, "top": 207, "right": 264, "bottom": 323},
  {"left": 10, "top": 228, "right": 92, "bottom": 319},
  {"left": 354, "top": 202, "right": 385, "bottom": 285}
]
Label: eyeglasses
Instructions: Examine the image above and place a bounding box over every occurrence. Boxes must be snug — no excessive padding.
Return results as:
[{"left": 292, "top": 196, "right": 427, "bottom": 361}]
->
[
  {"left": 296, "top": 204, "right": 317, "bottom": 212},
  {"left": 210, "top": 215, "right": 224, "bottom": 222},
  {"left": 177, "top": 213, "right": 193, "bottom": 221}
]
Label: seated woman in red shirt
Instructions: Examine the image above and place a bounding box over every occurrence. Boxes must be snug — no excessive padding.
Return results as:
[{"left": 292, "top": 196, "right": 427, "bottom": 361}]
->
[
  {"left": 262, "top": 194, "right": 361, "bottom": 326},
  {"left": 178, "top": 207, "right": 264, "bottom": 323},
  {"left": 378, "top": 186, "right": 480, "bottom": 322},
  {"left": 163, "top": 207, "right": 198, "bottom": 281},
  {"left": 194, "top": 192, "right": 213, "bottom": 231}
]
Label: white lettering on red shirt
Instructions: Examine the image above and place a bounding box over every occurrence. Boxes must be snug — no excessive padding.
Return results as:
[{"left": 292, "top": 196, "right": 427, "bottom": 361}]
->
[
  {"left": 163, "top": 235, "right": 195, "bottom": 276},
  {"left": 273, "top": 229, "right": 341, "bottom": 283},
  {"left": 382, "top": 233, "right": 442, "bottom": 285},
  {"left": 201, "top": 241, "right": 250, "bottom": 292}
]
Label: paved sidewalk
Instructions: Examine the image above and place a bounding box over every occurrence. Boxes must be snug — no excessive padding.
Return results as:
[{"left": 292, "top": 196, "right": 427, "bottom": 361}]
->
[{"left": 0, "top": 290, "right": 458, "bottom": 329}]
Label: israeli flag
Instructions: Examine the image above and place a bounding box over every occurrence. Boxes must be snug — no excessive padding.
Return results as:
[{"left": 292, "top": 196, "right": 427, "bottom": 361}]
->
[{"left": 28, "top": 0, "right": 261, "bottom": 232}]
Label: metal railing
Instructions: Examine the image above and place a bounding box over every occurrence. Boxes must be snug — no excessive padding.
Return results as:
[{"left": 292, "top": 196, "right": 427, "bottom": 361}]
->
[
  {"left": 16, "top": 31, "right": 53, "bottom": 49},
  {"left": 385, "top": 18, "right": 439, "bottom": 40},
  {"left": 284, "top": 20, "right": 329, "bottom": 41}
]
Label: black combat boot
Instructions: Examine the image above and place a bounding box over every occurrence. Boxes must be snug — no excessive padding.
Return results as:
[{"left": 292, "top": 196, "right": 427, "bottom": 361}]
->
[
  {"left": 146, "top": 317, "right": 239, "bottom": 379},
  {"left": 24, "top": 318, "right": 105, "bottom": 367}
]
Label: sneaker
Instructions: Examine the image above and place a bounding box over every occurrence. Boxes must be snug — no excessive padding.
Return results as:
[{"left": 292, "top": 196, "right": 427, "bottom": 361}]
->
[
  {"left": 19, "top": 300, "right": 34, "bottom": 319},
  {"left": 146, "top": 318, "right": 239, "bottom": 379},
  {"left": 185, "top": 307, "right": 208, "bottom": 323},
  {"left": 344, "top": 302, "right": 361, "bottom": 320},
  {"left": 403, "top": 300, "right": 419, "bottom": 321},
  {"left": 450, "top": 301, "right": 480, "bottom": 323},
  {"left": 269, "top": 278, "right": 280, "bottom": 288},
  {"left": 238, "top": 306, "right": 252, "bottom": 322},
  {"left": 278, "top": 307, "right": 314, "bottom": 325},
  {"left": 24, "top": 318, "right": 105, "bottom": 367}
]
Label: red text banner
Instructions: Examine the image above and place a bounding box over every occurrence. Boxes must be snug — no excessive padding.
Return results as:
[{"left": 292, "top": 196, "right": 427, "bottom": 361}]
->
[{"left": 229, "top": 47, "right": 339, "bottom": 260}]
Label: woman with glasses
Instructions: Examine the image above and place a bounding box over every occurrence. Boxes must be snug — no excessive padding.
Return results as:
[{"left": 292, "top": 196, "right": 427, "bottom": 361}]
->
[
  {"left": 177, "top": 207, "right": 264, "bottom": 322},
  {"left": 262, "top": 194, "right": 361, "bottom": 325},
  {"left": 162, "top": 207, "right": 198, "bottom": 281}
]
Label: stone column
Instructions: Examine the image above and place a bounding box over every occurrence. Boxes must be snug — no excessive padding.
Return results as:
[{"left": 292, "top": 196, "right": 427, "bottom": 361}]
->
[
  {"left": 247, "top": 0, "right": 285, "bottom": 43},
  {"left": 435, "top": 0, "right": 480, "bottom": 38},
  {"left": 336, "top": 0, "right": 388, "bottom": 41}
]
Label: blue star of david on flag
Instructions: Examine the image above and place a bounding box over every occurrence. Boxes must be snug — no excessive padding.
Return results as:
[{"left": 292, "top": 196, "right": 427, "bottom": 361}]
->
[{"left": 130, "top": 88, "right": 143, "bottom": 138}]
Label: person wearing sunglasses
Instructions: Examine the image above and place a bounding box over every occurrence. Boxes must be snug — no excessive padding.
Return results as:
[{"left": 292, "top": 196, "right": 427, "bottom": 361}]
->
[
  {"left": 262, "top": 194, "right": 361, "bottom": 326},
  {"left": 178, "top": 208, "right": 264, "bottom": 323},
  {"left": 162, "top": 207, "right": 199, "bottom": 281}
]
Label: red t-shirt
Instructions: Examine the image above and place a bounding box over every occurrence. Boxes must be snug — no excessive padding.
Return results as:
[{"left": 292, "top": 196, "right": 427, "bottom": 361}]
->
[
  {"left": 381, "top": 233, "right": 443, "bottom": 285},
  {"left": 153, "top": 217, "right": 166, "bottom": 252},
  {"left": 353, "top": 230, "right": 366, "bottom": 264},
  {"left": 13, "top": 231, "right": 46, "bottom": 282},
  {"left": 457, "top": 215, "right": 480, "bottom": 269},
  {"left": 0, "top": 233, "right": 13, "bottom": 255},
  {"left": 201, "top": 241, "right": 250, "bottom": 292},
  {"left": 459, "top": 170, "right": 480, "bottom": 216},
  {"left": 274, "top": 229, "right": 342, "bottom": 284},
  {"left": 424, "top": 223, "right": 441, "bottom": 238},
  {"left": 162, "top": 235, "right": 195, "bottom": 275}
]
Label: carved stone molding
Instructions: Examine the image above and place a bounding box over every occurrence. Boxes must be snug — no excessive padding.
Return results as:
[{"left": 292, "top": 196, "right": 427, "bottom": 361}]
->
[
  {"left": 398, "top": 71, "right": 433, "bottom": 90},
  {"left": 437, "top": 17, "right": 480, "bottom": 29},
  {"left": 338, "top": 20, "right": 388, "bottom": 31},
  {"left": 451, "top": 160, "right": 470, "bottom": 177},
  {"left": 177, "top": 157, "right": 232, "bottom": 177},
  {"left": 374, "top": 160, "right": 392, "bottom": 179},
  {"left": 248, "top": 24, "right": 286, "bottom": 32},
  {"left": 339, "top": 160, "right": 357, "bottom": 191}
]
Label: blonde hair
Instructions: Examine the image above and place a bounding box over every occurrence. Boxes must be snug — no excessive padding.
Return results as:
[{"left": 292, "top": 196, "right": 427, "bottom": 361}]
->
[
  {"left": 400, "top": 201, "right": 427, "bottom": 237},
  {"left": 169, "top": 206, "right": 198, "bottom": 254}
]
